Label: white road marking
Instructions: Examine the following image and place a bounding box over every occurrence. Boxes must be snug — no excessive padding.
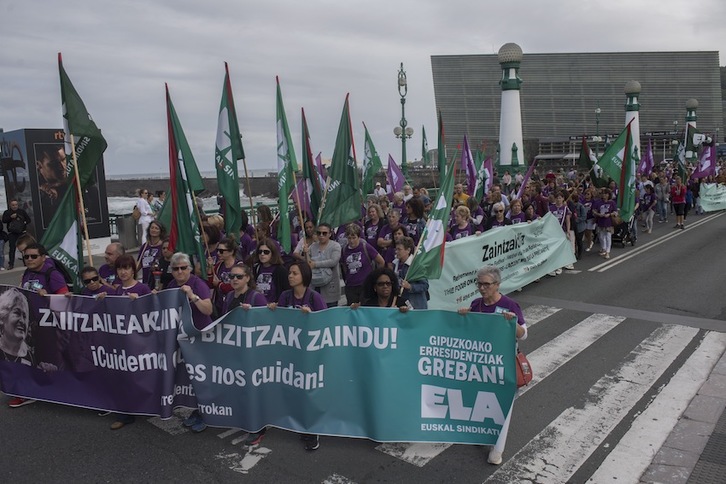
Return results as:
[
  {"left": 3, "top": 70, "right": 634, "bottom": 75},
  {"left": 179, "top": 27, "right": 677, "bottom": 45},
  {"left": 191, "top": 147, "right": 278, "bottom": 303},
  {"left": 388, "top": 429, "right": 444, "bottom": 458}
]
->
[
  {"left": 322, "top": 473, "right": 358, "bottom": 483},
  {"left": 519, "top": 313, "right": 625, "bottom": 396},
  {"left": 587, "top": 331, "right": 726, "bottom": 483},
  {"left": 215, "top": 446, "right": 272, "bottom": 474},
  {"left": 376, "top": 304, "right": 568, "bottom": 467},
  {"left": 231, "top": 433, "right": 251, "bottom": 445},
  {"left": 217, "top": 428, "right": 244, "bottom": 439},
  {"left": 486, "top": 325, "right": 698, "bottom": 483},
  {"left": 522, "top": 305, "right": 561, "bottom": 327}
]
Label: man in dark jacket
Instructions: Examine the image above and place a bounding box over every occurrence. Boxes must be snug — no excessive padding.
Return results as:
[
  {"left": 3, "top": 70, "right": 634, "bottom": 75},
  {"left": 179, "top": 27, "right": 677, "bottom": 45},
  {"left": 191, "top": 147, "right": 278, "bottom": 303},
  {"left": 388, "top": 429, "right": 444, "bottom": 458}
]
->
[{"left": 2, "top": 199, "right": 31, "bottom": 269}]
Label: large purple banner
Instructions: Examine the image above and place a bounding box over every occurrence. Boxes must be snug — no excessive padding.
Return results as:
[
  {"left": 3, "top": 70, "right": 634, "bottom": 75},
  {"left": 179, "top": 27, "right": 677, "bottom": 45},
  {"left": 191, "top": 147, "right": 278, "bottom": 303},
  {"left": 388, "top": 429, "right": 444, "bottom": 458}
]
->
[{"left": 0, "top": 286, "right": 196, "bottom": 416}]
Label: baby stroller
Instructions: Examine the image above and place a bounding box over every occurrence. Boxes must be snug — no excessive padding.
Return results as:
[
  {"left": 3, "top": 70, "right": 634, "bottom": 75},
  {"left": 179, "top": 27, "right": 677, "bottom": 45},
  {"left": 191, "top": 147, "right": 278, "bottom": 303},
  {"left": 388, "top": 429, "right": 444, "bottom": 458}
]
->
[{"left": 612, "top": 216, "right": 637, "bottom": 247}]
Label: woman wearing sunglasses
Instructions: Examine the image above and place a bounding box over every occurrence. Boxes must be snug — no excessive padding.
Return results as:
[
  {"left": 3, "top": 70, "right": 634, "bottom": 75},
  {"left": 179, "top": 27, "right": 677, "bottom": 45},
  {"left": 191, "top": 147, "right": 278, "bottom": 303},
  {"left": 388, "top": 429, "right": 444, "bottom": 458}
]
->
[
  {"left": 457, "top": 265, "right": 527, "bottom": 466},
  {"left": 252, "top": 240, "right": 289, "bottom": 303},
  {"left": 484, "top": 202, "right": 512, "bottom": 231},
  {"left": 210, "top": 237, "right": 241, "bottom": 316},
  {"left": 167, "top": 252, "right": 213, "bottom": 433},
  {"left": 79, "top": 266, "right": 116, "bottom": 297},
  {"left": 222, "top": 264, "right": 267, "bottom": 313},
  {"left": 358, "top": 267, "right": 409, "bottom": 311}
]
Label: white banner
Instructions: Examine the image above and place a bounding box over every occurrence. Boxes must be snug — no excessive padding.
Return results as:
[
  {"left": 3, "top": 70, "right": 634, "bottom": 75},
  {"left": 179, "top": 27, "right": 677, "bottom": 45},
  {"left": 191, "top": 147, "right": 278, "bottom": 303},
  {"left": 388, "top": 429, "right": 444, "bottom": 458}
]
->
[
  {"left": 429, "top": 213, "right": 576, "bottom": 311},
  {"left": 699, "top": 183, "right": 726, "bottom": 213}
]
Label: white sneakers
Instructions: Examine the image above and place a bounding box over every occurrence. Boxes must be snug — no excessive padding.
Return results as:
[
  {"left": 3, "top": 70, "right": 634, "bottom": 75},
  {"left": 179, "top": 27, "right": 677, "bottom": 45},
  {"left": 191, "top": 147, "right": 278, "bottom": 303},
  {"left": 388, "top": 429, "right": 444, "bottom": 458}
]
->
[{"left": 488, "top": 448, "right": 503, "bottom": 465}]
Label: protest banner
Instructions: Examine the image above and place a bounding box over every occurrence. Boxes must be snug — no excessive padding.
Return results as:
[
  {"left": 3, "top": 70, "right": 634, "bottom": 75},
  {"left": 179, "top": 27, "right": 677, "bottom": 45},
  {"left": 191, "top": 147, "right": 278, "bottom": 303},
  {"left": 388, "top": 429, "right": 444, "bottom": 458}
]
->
[
  {"left": 428, "top": 213, "right": 576, "bottom": 311},
  {"left": 0, "top": 287, "right": 195, "bottom": 416},
  {"left": 179, "top": 306, "right": 517, "bottom": 445},
  {"left": 699, "top": 183, "right": 726, "bottom": 212}
]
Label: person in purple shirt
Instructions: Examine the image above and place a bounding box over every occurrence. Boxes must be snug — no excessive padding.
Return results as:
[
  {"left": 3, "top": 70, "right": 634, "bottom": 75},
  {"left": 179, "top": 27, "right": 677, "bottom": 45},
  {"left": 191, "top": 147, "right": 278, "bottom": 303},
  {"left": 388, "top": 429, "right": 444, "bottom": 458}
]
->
[
  {"left": 268, "top": 260, "right": 326, "bottom": 451},
  {"left": 108, "top": 254, "right": 152, "bottom": 431},
  {"left": 403, "top": 197, "right": 426, "bottom": 244},
  {"left": 364, "top": 204, "right": 385, "bottom": 253},
  {"left": 99, "top": 242, "right": 124, "bottom": 287},
  {"left": 449, "top": 206, "right": 478, "bottom": 240},
  {"left": 169, "top": 252, "right": 213, "bottom": 434},
  {"left": 341, "top": 224, "right": 385, "bottom": 305},
  {"left": 222, "top": 264, "right": 267, "bottom": 314},
  {"left": 210, "top": 237, "right": 241, "bottom": 317},
  {"left": 593, "top": 188, "right": 618, "bottom": 259},
  {"left": 20, "top": 243, "right": 69, "bottom": 296},
  {"left": 136, "top": 221, "right": 165, "bottom": 287},
  {"left": 641, "top": 184, "right": 657, "bottom": 234},
  {"left": 466, "top": 197, "right": 486, "bottom": 231},
  {"left": 253, "top": 240, "right": 289, "bottom": 303},
  {"left": 237, "top": 212, "right": 256, "bottom": 265},
  {"left": 378, "top": 208, "right": 403, "bottom": 267},
  {"left": 457, "top": 265, "right": 527, "bottom": 466},
  {"left": 485, "top": 203, "right": 512, "bottom": 231},
  {"left": 507, "top": 199, "right": 527, "bottom": 224},
  {"left": 79, "top": 266, "right": 116, "bottom": 297}
]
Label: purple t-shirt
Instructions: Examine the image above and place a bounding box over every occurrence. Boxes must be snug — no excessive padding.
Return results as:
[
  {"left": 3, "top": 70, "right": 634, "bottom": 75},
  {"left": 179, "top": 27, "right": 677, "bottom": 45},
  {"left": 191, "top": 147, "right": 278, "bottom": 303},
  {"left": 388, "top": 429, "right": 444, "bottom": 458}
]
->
[
  {"left": 222, "top": 289, "right": 267, "bottom": 314},
  {"left": 81, "top": 284, "right": 116, "bottom": 296},
  {"left": 593, "top": 199, "right": 617, "bottom": 228},
  {"left": 238, "top": 233, "right": 255, "bottom": 263},
  {"left": 213, "top": 261, "right": 238, "bottom": 315},
  {"left": 469, "top": 295, "right": 527, "bottom": 330},
  {"left": 549, "top": 203, "right": 570, "bottom": 232},
  {"left": 509, "top": 212, "right": 527, "bottom": 224},
  {"left": 116, "top": 281, "right": 152, "bottom": 297},
  {"left": 167, "top": 274, "right": 213, "bottom": 330},
  {"left": 255, "top": 264, "right": 281, "bottom": 302},
  {"left": 21, "top": 259, "right": 68, "bottom": 294},
  {"left": 450, "top": 223, "right": 475, "bottom": 240},
  {"left": 641, "top": 192, "right": 656, "bottom": 211},
  {"left": 98, "top": 264, "right": 118, "bottom": 286},
  {"left": 364, "top": 220, "right": 383, "bottom": 252},
  {"left": 342, "top": 241, "right": 378, "bottom": 286},
  {"left": 137, "top": 242, "right": 163, "bottom": 285},
  {"left": 403, "top": 217, "right": 425, "bottom": 244},
  {"left": 378, "top": 224, "right": 399, "bottom": 264},
  {"left": 277, "top": 287, "right": 328, "bottom": 312}
]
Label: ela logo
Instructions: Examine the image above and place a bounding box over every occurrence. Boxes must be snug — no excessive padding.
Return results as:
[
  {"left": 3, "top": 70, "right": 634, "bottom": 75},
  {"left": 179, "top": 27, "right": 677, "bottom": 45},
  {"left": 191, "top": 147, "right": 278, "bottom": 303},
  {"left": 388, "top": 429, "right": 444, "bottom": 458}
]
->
[{"left": 421, "top": 384, "right": 505, "bottom": 425}]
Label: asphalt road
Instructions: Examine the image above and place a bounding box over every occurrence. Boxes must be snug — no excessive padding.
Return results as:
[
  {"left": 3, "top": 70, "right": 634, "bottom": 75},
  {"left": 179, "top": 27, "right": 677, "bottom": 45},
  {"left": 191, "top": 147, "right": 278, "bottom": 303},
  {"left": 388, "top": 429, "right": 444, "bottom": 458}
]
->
[{"left": 1, "top": 210, "right": 724, "bottom": 483}]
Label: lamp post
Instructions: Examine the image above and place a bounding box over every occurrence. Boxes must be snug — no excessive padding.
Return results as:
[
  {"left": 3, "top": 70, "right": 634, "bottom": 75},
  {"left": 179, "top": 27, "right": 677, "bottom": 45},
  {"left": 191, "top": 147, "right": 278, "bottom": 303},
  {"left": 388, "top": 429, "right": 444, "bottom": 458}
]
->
[
  {"left": 394, "top": 62, "right": 413, "bottom": 176},
  {"left": 594, "top": 103, "right": 601, "bottom": 157}
]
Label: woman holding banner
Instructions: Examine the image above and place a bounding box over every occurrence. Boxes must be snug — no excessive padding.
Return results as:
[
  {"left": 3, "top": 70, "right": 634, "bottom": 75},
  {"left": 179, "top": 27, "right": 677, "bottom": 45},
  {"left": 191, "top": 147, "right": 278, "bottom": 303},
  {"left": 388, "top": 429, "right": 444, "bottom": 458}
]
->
[
  {"left": 358, "top": 267, "right": 409, "bottom": 310},
  {"left": 168, "top": 252, "right": 213, "bottom": 433},
  {"left": 393, "top": 236, "right": 428, "bottom": 310},
  {"left": 268, "top": 261, "right": 326, "bottom": 451},
  {"left": 457, "top": 265, "right": 527, "bottom": 466}
]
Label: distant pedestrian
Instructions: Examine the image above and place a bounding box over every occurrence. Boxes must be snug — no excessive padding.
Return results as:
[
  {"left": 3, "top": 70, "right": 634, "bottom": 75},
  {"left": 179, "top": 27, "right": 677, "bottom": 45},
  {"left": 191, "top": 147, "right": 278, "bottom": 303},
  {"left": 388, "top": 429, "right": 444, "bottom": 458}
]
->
[
  {"left": 135, "top": 188, "right": 154, "bottom": 244},
  {"left": 2, "top": 199, "right": 31, "bottom": 270}
]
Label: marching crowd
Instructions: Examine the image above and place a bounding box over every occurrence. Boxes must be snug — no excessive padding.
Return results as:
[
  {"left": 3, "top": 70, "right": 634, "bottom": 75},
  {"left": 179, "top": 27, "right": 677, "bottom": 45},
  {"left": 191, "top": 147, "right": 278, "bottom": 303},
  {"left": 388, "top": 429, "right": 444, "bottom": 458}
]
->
[{"left": 2, "top": 159, "right": 723, "bottom": 461}]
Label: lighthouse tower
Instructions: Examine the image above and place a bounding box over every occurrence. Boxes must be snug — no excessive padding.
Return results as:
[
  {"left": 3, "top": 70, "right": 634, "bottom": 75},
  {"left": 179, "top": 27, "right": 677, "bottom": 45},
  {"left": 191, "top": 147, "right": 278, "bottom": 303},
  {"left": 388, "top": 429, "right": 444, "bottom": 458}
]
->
[
  {"left": 685, "top": 98, "right": 698, "bottom": 160},
  {"left": 624, "top": 80, "right": 641, "bottom": 161},
  {"left": 497, "top": 42, "right": 524, "bottom": 170}
]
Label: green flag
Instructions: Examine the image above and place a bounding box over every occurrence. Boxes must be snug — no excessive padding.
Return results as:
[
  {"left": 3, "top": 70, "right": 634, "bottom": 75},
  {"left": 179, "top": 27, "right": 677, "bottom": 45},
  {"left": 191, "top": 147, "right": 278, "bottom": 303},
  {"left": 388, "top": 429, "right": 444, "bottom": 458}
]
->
[
  {"left": 319, "top": 94, "right": 361, "bottom": 228},
  {"left": 361, "top": 122, "right": 383, "bottom": 196},
  {"left": 161, "top": 84, "right": 207, "bottom": 275},
  {"left": 41, "top": 53, "right": 108, "bottom": 291},
  {"left": 596, "top": 121, "right": 637, "bottom": 221},
  {"left": 474, "top": 149, "right": 487, "bottom": 201},
  {"left": 421, "top": 125, "right": 428, "bottom": 167},
  {"left": 215, "top": 62, "right": 244, "bottom": 237},
  {"left": 301, "top": 108, "right": 322, "bottom": 223},
  {"left": 275, "top": 77, "right": 298, "bottom": 253},
  {"left": 405, "top": 156, "right": 456, "bottom": 282}
]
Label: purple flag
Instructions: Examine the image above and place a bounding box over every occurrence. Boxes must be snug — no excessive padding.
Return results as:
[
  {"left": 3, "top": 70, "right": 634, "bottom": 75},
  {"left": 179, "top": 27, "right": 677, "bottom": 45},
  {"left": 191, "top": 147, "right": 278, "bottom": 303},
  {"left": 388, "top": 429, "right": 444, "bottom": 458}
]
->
[
  {"left": 691, "top": 144, "right": 716, "bottom": 179},
  {"left": 638, "top": 139, "right": 654, "bottom": 176},
  {"left": 461, "top": 135, "right": 477, "bottom": 196},
  {"left": 386, "top": 154, "right": 404, "bottom": 200},
  {"left": 290, "top": 177, "right": 312, "bottom": 219},
  {"left": 315, "top": 152, "right": 328, "bottom": 183},
  {"left": 515, "top": 159, "right": 538, "bottom": 200}
]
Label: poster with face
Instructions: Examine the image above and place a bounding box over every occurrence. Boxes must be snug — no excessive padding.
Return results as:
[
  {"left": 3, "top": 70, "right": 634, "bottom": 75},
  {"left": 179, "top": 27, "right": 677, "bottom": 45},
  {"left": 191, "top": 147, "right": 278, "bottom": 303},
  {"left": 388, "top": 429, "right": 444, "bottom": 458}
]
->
[{"left": 2, "top": 128, "right": 110, "bottom": 240}]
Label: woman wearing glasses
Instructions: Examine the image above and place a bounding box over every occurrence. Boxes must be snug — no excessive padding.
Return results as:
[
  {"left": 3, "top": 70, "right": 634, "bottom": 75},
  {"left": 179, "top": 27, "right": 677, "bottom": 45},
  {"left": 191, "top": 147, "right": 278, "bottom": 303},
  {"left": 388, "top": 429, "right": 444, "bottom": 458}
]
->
[
  {"left": 79, "top": 266, "right": 115, "bottom": 297},
  {"left": 485, "top": 203, "right": 512, "bottom": 231},
  {"left": 167, "top": 252, "right": 213, "bottom": 433},
  {"left": 359, "top": 267, "right": 409, "bottom": 310},
  {"left": 222, "top": 264, "right": 267, "bottom": 313},
  {"left": 209, "top": 237, "right": 241, "bottom": 316},
  {"left": 252, "top": 240, "right": 289, "bottom": 303},
  {"left": 457, "top": 265, "right": 527, "bottom": 466},
  {"left": 308, "top": 223, "right": 341, "bottom": 308}
]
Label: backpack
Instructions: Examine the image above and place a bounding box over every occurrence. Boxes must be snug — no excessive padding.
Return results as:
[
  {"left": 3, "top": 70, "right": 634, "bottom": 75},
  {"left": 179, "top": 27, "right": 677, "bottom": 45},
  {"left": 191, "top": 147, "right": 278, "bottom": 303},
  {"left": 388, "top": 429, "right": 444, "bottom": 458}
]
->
[
  {"left": 44, "top": 261, "right": 75, "bottom": 291},
  {"left": 279, "top": 288, "right": 315, "bottom": 308}
]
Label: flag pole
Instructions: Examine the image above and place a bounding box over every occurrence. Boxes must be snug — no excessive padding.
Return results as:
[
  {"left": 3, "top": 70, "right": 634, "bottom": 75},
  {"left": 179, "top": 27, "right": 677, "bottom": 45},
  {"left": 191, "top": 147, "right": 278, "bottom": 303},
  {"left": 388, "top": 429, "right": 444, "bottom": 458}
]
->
[
  {"left": 240, "top": 157, "right": 256, "bottom": 225},
  {"left": 291, "top": 170, "right": 306, "bottom": 236},
  {"left": 317, "top": 176, "right": 331, "bottom": 225},
  {"left": 190, "top": 191, "right": 211, "bottom": 268},
  {"left": 69, "top": 134, "right": 93, "bottom": 267}
]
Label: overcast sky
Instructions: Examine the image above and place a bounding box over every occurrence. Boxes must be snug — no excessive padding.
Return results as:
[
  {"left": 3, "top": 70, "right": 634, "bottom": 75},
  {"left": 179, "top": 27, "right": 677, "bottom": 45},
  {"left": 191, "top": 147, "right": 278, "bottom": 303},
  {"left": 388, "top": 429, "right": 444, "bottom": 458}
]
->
[{"left": 1, "top": 0, "right": 724, "bottom": 176}]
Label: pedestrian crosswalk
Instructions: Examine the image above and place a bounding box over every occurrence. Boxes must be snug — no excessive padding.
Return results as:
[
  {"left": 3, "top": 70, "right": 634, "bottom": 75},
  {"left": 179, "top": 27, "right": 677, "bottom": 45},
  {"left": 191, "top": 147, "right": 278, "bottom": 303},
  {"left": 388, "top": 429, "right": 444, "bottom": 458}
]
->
[{"left": 145, "top": 303, "right": 724, "bottom": 482}]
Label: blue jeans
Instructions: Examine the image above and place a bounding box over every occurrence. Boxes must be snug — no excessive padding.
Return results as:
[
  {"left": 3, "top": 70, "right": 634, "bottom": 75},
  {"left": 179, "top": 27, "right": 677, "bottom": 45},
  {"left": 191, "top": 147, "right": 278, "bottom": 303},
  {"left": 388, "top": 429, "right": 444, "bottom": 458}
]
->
[{"left": 656, "top": 200, "right": 668, "bottom": 221}]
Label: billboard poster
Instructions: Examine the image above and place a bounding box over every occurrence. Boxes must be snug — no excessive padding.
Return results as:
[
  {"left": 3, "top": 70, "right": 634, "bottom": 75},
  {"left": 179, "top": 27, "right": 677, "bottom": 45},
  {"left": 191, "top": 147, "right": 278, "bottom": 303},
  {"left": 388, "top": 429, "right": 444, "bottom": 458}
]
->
[{"left": 0, "top": 128, "right": 109, "bottom": 240}]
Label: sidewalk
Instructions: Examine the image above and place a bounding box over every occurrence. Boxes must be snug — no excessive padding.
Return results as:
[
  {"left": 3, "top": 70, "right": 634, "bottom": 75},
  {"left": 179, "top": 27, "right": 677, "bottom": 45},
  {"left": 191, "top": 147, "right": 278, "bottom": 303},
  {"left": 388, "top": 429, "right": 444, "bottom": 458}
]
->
[{"left": 640, "top": 351, "right": 726, "bottom": 483}]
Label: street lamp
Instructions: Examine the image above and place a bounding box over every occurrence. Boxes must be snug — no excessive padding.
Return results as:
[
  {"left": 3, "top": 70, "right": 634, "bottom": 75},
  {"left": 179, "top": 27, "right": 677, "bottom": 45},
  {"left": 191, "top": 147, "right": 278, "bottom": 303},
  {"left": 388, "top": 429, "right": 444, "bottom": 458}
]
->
[
  {"left": 394, "top": 62, "right": 413, "bottom": 176},
  {"left": 594, "top": 103, "right": 601, "bottom": 157}
]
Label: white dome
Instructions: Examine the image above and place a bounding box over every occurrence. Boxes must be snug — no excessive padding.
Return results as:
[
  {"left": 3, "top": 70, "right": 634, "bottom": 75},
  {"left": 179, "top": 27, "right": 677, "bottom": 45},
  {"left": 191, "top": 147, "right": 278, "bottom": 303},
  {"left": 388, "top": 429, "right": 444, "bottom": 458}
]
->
[{"left": 498, "top": 43, "right": 523, "bottom": 64}]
